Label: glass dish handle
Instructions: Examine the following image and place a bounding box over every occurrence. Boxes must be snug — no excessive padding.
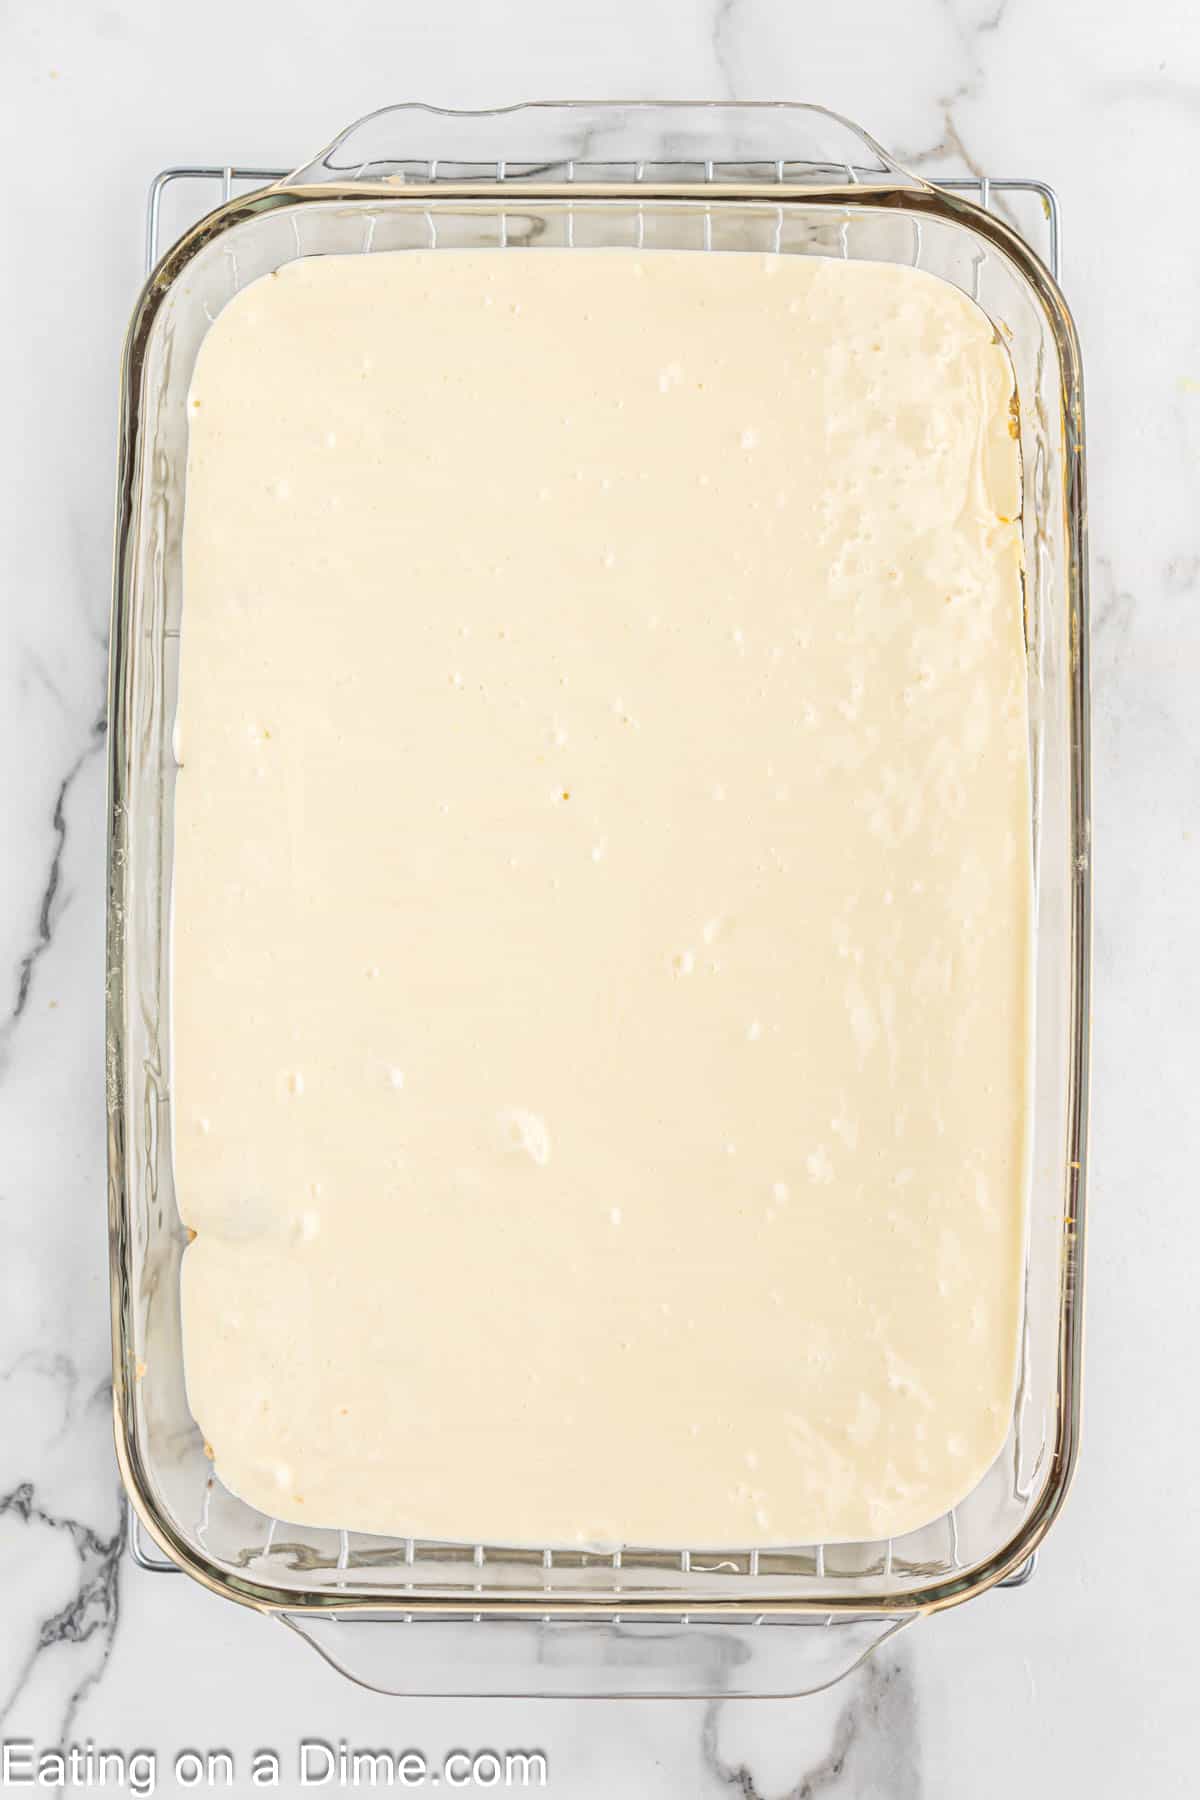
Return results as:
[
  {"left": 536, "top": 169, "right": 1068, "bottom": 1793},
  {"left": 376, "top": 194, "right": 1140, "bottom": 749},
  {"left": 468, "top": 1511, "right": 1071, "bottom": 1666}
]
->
[
  {"left": 278, "top": 1610, "right": 916, "bottom": 1699},
  {"left": 280, "top": 101, "right": 926, "bottom": 191}
]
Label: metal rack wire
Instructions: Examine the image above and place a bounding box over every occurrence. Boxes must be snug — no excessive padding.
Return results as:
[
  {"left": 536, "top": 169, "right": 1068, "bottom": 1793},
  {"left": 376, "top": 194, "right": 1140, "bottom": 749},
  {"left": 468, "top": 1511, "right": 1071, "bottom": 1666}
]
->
[
  {"left": 146, "top": 164, "right": 1061, "bottom": 280},
  {"left": 125, "top": 1500, "right": 1036, "bottom": 1587},
  {"left": 129, "top": 156, "right": 1055, "bottom": 1595}
]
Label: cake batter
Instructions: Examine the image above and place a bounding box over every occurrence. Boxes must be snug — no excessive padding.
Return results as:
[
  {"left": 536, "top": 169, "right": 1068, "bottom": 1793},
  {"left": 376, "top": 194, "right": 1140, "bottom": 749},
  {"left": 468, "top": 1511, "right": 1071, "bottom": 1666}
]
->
[{"left": 174, "top": 249, "right": 1031, "bottom": 1546}]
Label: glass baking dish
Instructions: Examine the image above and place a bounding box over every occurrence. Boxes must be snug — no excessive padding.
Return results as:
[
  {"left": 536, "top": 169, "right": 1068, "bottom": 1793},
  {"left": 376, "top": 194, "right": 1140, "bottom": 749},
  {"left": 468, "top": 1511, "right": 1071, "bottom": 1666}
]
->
[{"left": 107, "top": 102, "right": 1090, "bottom": 1697}]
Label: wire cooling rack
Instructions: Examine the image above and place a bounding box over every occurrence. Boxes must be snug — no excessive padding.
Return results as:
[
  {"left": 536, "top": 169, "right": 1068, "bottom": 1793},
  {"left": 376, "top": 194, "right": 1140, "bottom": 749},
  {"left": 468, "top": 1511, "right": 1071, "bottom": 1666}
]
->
[
  {"left": 145, "top": 163, "right": 1061, "bottom": 280},
  {"left": 127, "top": 155, "right": 1057, "bottom": 1590}
]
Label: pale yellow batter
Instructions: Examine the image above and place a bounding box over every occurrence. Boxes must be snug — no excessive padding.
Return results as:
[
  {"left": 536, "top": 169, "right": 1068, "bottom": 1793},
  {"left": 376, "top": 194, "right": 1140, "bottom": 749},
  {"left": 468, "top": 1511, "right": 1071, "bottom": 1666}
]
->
[{"left": 174, "top": 249, "right": 1030, "bottom": 1547}]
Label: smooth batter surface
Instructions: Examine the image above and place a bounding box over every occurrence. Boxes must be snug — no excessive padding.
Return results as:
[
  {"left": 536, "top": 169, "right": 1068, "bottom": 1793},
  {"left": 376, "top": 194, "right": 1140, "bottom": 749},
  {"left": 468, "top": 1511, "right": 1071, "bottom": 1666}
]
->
[{"left": 174, "top": 249, "right": 1031, "bottom": 1547}]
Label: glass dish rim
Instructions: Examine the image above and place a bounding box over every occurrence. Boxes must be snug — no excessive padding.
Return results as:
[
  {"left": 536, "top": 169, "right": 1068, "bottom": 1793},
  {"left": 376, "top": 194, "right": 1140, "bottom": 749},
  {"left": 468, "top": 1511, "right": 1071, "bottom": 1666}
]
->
[{"left": 107, "top": 167, "right": 1091, "bottom": 1623}]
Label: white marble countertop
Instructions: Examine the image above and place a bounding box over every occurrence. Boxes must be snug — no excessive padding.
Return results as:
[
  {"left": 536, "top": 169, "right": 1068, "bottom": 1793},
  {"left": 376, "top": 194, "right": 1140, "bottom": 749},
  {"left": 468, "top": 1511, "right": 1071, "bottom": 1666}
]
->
[{"left": 2, "top": 0, "right": 1198, "bottom": 1792}]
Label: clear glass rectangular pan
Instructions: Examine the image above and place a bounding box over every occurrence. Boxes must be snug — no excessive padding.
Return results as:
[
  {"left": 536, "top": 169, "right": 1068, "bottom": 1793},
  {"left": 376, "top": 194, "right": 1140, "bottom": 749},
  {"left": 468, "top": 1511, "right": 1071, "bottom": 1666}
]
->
[{"left": 107, "top": 103, "right": 1090, "bottom": 1697}]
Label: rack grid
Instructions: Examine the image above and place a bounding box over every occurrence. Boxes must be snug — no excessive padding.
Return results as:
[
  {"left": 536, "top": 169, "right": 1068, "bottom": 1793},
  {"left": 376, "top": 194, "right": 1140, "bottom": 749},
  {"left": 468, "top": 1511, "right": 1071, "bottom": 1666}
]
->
[{"left": 128, "top": 153, "right": 1056, "bottom": 1598}]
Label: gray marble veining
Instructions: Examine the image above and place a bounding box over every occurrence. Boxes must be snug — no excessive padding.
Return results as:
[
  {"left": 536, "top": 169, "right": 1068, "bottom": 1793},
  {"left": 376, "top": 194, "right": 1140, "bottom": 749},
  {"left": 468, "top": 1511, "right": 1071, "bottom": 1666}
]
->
[
  {"left": 1, "top": 0, "right": 1198, "bottom": 1791},
  {"left": 702, "top": 1653, "right": 921, "bottom": 1798}
]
